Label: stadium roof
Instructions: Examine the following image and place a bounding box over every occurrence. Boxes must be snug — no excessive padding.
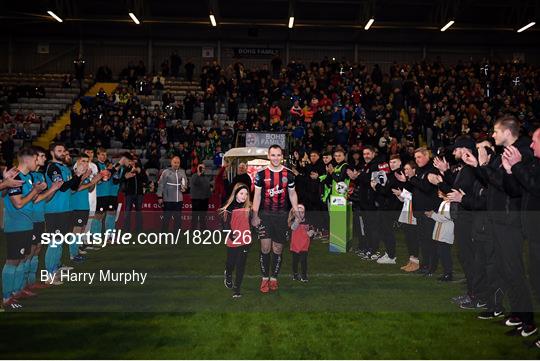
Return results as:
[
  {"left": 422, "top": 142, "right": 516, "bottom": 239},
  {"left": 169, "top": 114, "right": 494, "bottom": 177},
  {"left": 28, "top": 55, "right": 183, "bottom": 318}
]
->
[{"left": 1, "top": 0, "right": 539, "bottom": 45}]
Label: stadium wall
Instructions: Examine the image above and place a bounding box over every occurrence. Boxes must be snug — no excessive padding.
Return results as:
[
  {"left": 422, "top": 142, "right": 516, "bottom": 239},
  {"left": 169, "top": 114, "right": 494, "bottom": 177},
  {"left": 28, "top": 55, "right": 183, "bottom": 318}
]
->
[{"left": 3, "top": 37, "right": 540, "bottom": 75}]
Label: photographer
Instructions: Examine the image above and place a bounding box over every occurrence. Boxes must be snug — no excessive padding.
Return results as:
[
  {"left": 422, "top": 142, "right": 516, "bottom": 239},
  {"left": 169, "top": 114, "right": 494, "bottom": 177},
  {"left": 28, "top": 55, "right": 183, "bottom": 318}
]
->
[{"left": 190, "top": 164, "right": 212, "bottom": 230}]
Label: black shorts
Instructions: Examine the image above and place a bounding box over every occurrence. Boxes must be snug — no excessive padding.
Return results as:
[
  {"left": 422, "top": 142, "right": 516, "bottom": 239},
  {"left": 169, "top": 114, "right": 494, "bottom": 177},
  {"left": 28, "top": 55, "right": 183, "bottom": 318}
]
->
[
  {"left": 257, "top": 211, "right": 289, "bottom": 244},
  {"left": 96, "top": 196, "right": 118, "bottom": 213},
  {"left": 45, "top": 212, "right": 72, "bottom": 235},
  {"left": 5, "top": 230, "right": 33, "bottom": 259},
  {"left": 72, "top": 210, "right": 89, "bottom": 227},
  {"left": 32, "top": 222, "right": 46, "bottom": 245}
]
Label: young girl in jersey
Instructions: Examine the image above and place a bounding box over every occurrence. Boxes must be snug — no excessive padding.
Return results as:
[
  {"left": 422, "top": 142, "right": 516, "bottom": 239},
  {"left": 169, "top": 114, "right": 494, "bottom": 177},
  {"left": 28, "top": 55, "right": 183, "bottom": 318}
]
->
[
  {"left": 289, "top": 204, "right": 314, "bottom": 282},
  {"left": 219, "top": 183, "right": 252, "bottom": 298}
]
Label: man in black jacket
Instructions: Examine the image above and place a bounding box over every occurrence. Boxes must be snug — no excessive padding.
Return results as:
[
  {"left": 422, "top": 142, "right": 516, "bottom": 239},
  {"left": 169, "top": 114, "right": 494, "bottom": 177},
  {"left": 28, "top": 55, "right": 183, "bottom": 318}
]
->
[
  {"left": 503, "top": 127, "right": 540, "bottom": 348},
  {"left": 462, "top": 116, "right": 537, "bottom": 337},
  {"left": 123, "top": 156, "right": 147, "bottom": 233},
  {"left": 447, "top": 140, "right": 503, "bottom": 310},
  {"left": 503, "top": 128, "right": 540, "bottom": 300},
  {"left": 349, "top": 146, "right": 387, "bottom": 260},
  {"left": 303, "top": 150, "right": 326, "bottom": 233},
  {"left": 429, "top": 136, "right": 480, "bottom": 294},
  {"left": 396, "top": 147, "right": 439, "bottom": 274},
  {"left": 372, "top": 154, "right": 402, "bottom": 264}
]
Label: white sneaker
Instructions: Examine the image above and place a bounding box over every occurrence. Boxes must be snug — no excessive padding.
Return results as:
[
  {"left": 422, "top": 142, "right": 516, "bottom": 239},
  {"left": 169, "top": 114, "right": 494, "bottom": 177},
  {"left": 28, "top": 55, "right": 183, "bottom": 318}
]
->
[
  {"left": 377, "top": 253, "right": 397, "bottom": 264},
  {"left": 370, "top": 252, "right": 381, "bottom": 260},
  {"left": 376, "top": 253, "right": 388, "bottom": 263}
]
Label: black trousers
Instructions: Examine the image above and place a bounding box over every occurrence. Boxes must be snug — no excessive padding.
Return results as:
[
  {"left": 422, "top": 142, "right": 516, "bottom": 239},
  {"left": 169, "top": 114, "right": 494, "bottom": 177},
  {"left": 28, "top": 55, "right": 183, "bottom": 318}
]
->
[
  {"left": 524, "top": 218, "right": 540, "bottom": 303},
  {"left": 291, "top": 251, "right": 308, "bottom": 277},
  {"left": 378, "top": 210, "right": 397, "bottom": 258},
  {"left": 491, "top": 221, "right": 534, "bottom": 324},
  {"left": 125, "top": 194, "right": 143, "bottom": 232},
  {"left": 363, "top": 210, "right": 380, "bottom": 253},
  {"left": 402, "top": 223, "right": 419, "bottom": 258},
  {"left": 431, "top": 242, "right": 453, "bottom": 275},
  {"left": 162, "top": 201, "right": 183, "bottom": 232},
  {"left": 192, "top": 198, "right": 209, "bottom": 230},
  {"left": 353, "top": 209, "right": 366, "bottom": 251},
  {"left": 417, "top": 215, "right": 436, "bottom": 270},
  {"left": 225, "top": 245, "right": 250, "bottom": 292},
  {"left": 472, "top": 237, "right": 504, "bottom": 308},
  {"left": 454, "top": 217, "right": 476, "bottom": 294}
]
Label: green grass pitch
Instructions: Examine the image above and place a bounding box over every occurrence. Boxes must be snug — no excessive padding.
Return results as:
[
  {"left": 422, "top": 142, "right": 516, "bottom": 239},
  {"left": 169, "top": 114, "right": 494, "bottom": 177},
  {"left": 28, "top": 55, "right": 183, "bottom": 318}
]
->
[{"left": 0, "top": 228, "right": 539, "bottom": 359}]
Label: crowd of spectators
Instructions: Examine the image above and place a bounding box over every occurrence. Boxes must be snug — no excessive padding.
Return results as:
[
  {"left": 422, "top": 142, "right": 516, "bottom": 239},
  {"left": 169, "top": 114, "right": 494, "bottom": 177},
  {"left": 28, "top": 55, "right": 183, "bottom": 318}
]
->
[{"left": 55, "top": 56, "right": 540, "bottom": 182}]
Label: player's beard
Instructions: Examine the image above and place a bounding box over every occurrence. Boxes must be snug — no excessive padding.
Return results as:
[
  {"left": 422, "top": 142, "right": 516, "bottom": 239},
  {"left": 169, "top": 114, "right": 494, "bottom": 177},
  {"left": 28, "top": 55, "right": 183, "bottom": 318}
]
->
[{"left": 55, "top": 154, "right": 66, "bottom": 163}]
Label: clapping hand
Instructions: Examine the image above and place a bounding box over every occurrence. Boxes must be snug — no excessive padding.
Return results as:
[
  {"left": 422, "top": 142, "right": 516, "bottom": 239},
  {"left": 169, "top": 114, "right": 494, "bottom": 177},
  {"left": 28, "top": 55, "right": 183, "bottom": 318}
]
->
[
  {"left": 447, "top": 189, "right": 464, "bottom": 203},
  {"left": 34, "top": 181, "right": 48, "bottom": 192},
  {"left": 346, "top": 168, "right": 359, "bottom": 180},
  {"left": 427, "top": 173, "right": 443, "bottom": 185},
  {"left": 462, "top": 149, "right": 479, "bottom": 167},
  {"left": 395, "top": 171, "right": 407, "bottom": 182},
  {"left": 503, "top": 146, "right": 522, "bottom": 167},
  {"left": 392, "top": 188, "right": 402, "bottom": 197},
  {"left": 51, "top": 180, "right": 64, "bottom": 190},
  {"left": 1, "top": 167, "right": 24, "bottom": 188},
  {"left": 3, "top": 167, "right": 20, "bottom": 180},
  {"left": 326, "top": 164, "right": 334, "bottom": 174},
  {"left": 433, "top": 156, "right": 449, "bottom": 173}
]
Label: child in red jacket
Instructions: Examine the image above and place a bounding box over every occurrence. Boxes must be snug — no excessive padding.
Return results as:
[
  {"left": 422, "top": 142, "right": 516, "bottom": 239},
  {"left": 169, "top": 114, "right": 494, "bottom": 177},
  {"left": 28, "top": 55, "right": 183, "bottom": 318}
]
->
[{"left": 289, "top": 204, "right": 314, "bottom": 282}]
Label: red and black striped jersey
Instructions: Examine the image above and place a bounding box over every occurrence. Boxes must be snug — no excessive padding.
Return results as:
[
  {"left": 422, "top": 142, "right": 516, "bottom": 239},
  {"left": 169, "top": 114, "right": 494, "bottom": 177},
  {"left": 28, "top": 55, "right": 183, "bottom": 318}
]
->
[{"left": 254, "top": 166, "right": 295, "bottom": 212}]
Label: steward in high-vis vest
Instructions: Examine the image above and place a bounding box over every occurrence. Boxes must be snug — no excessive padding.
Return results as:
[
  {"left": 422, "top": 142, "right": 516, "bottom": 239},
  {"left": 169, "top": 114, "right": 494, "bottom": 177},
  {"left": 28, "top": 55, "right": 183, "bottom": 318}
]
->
[{"left": 320, "top": 148, "right": 350, "bottom": 202}]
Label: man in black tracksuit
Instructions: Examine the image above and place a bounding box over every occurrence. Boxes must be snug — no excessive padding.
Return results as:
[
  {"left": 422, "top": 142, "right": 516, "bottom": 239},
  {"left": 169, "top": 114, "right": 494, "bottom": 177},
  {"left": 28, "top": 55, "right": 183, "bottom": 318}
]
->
[
  {"left": 504, "top": 128, "right": 540, "bottom": 302},
  {"left": 447, "top": 141, "right": 504, "bottom": 311},
  {"left": 373, "top": 155, "right": 403, "bottom": 261},
  {"left": 430, "top": 136, "right": 479, "bottom": 300},
  {"left": 123, "top": 158, "right": 147, "bottom": 233},
  {"left": 396, "top": 148, "right": 439, "bottom": 274},
  {"left": 349, "top": 146, "right": 384, "bottom": 259},
  {"left": 503, "top": 127, "right": 540, "bottom": 346},
  {"left": 303, "top": 151, "right": 327, "bottom": 232},
  {"left": 463, "top": 116, "right": 536, "bottom": 337}
]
